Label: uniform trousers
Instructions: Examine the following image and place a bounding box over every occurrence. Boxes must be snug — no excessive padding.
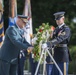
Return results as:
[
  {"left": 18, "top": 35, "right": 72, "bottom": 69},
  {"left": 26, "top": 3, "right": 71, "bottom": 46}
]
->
[
  {"left": 0, "top": 59, "right": 17, "bottom": 75},
  {"left": 46, "top": 64, "right": 53, "bottom": 75},
  {"left": 29, "top": 54, "right": 39, "bottom": 75},
  {"left": 18, "top": 51, "right": 26, "bottom": 75},
  {"left": 51, "top": 62, "right": 69, "bottom": 75}
]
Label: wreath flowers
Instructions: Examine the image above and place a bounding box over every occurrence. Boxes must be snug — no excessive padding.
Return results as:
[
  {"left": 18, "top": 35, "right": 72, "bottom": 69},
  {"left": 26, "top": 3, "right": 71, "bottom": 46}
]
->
[{"left": 32, "top": 23, "right": 55, "bottom": 62}]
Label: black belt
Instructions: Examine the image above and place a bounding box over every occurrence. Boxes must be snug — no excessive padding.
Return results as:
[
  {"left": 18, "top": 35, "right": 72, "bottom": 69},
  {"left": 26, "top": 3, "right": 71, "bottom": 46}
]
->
[{"left": 56, "top": 44, "right": 67, "bottom": 47}]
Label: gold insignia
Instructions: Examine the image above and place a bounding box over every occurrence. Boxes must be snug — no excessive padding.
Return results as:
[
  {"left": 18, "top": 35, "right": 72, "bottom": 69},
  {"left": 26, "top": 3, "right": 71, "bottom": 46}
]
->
[
  {"left": 61, "top": 32, "right": 66, "bottom": 35},
  {"left": 58, "top": 31, "right": 66, "bottom": 36},
  {"left": 58, "top": 30, "right": 62, "bottom": 36}
]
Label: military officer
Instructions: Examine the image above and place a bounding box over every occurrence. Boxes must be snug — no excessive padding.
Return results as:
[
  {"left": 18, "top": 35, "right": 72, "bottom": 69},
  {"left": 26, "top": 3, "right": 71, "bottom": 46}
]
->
[
  {"left": 43, "top": 11, "right": 71, "bottom": 75},
  {"left": 0, "top": 15, "right": 33, "bottom": 75}
]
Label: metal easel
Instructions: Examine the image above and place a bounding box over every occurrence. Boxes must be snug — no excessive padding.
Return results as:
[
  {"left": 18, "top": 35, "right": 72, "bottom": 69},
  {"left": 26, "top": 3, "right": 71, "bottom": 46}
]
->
[{"left": 34, "top": 47, "right": 63, "bottom": 75}]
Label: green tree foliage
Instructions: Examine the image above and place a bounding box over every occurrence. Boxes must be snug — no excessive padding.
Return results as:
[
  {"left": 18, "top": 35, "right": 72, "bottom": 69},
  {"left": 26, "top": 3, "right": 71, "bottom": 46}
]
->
[
  {"left": 4, "top": 0, "right": 9, "bottom": 31},
  {"left": 17, "top": 0, "right": 25, "bottom": 14}
]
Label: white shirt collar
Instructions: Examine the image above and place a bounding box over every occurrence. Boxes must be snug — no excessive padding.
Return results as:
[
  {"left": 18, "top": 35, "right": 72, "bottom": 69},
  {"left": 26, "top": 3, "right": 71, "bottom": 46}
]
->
[{"left": 58, "top": 23, "right": 65, "bottom": 28}]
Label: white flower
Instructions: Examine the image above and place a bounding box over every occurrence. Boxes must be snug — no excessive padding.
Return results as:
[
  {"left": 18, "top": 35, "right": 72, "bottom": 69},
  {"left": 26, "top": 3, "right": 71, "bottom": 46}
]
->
[
  {"left": 32, "top": 37, "right": 38, "bottom": 44},
  {"left": 42, "top": 43, "right": 47, "bottom": 49}
]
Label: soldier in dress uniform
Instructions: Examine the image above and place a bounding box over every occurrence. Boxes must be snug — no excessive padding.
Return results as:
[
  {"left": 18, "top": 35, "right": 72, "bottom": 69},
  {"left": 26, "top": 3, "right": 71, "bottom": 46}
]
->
[
  {"left": 8, "top": 16, "right": 28, "bottom": 75},
  {"left": 0, "top": 15, "right": 33, "bottom": 75},
  {"left": 43, "top": 11, "right": 71, "bottom": 75}
]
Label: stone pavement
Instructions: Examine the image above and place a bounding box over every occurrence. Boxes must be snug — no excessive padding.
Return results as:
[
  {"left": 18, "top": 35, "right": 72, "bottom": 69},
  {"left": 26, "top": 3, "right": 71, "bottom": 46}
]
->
[{"left": 24, "top": 70, "right": 74, "bottom": 75}]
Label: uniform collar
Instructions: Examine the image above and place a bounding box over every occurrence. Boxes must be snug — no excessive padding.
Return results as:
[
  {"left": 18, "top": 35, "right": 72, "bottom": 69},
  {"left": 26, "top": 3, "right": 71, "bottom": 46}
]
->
[{"left": 58, "top": 23, "right": 65, "bottom": 28}]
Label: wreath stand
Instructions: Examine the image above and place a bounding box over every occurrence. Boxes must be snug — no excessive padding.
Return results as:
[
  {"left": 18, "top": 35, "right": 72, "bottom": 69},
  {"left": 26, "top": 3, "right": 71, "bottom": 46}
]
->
[{"left": 34, "top": 47, "right": 63, "bottom": 75}]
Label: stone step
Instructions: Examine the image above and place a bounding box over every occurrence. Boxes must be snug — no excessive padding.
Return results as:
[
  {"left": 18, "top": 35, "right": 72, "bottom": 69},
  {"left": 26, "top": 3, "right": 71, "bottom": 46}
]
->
[{"left": 24, "top": 70, "right": 74, "bottom": 75}]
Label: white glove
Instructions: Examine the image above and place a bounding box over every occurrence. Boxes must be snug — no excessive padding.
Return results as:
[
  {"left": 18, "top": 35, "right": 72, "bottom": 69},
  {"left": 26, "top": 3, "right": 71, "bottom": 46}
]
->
[
  {"left": 42, "top": 43, "right": 47, "bottom": 49},
  {"left": 32, "top": 37, "right": 37, "bottom": 44}
]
